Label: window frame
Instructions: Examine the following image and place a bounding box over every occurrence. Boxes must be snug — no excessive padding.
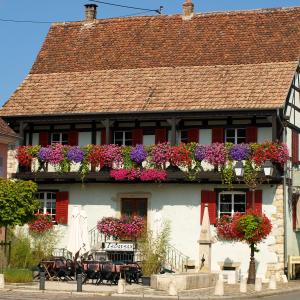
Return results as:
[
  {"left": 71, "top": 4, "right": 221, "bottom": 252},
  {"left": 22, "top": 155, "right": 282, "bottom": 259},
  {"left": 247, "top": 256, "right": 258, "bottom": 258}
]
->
[
  {"left": 51, "top": 132, "right": 69, "bottom": 145},
  {"left": 37, "top": 191, "right": 57, "bottom": 221},
  {"left": 218, "top": 191, "right": 246, "bottom": 218},
  {"left": 113, "top": 130, "right": 133, "bottom": 146},
  {"left": 225, "top": 128, "right": 246, "bottom": 144}
]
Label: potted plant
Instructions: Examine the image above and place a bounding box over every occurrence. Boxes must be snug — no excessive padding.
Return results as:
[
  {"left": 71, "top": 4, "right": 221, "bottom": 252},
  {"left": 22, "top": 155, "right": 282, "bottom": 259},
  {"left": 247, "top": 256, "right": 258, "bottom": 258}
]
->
[{"left": 137, "top": 222, "right": 170, "bottom": 286}]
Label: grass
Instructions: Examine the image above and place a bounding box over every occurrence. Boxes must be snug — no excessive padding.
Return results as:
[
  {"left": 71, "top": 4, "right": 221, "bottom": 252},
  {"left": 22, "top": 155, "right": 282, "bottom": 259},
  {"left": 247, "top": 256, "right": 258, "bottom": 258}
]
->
[{"left": 4, "top": 268, "right": 33, "bottom": 283}]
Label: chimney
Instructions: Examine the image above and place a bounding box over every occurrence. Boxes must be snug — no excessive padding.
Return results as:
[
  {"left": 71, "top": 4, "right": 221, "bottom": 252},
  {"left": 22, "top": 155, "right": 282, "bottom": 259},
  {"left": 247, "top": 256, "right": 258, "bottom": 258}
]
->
[
  {"left": 182, "top": 0, "right": 194, "bottom": 20},
  {"left": 85, "top": 4, "right": 98, "bottom": 21}
]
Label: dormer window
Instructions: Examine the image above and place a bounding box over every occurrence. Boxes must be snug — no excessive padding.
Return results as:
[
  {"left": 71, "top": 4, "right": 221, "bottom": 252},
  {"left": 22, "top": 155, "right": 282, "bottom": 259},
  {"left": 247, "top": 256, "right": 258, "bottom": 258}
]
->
[
  {"left": 225, "top": 128, "right": 246, "bottom": 144},
  {"left": 51, "top": 132, "right": 69, "bottom": 145},
  {"left": 114, "top": 131, "right": 132, "bottom": 146}
]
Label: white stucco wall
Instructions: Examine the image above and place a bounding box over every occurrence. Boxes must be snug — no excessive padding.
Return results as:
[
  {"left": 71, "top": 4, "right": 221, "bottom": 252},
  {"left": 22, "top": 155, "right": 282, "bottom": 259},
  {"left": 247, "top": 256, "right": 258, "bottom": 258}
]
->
[
  {"left": 257, "top": 127, "right": 272, "bottom": 143},
  {"left": 78, "top": 132, "right": 92, "bottom": 146},
  {"left": 40, "top": 182, "right": 280, "bottom": 279}
]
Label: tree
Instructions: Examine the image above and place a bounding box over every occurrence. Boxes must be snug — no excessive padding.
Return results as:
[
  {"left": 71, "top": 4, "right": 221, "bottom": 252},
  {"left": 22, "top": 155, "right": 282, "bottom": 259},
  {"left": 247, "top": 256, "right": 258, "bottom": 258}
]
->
[
  {"left": 0, "top": 178, "right": 40, "bottom": 241},
  {"left": 216, "top": 211, "right": 272, "bottom": 284}
]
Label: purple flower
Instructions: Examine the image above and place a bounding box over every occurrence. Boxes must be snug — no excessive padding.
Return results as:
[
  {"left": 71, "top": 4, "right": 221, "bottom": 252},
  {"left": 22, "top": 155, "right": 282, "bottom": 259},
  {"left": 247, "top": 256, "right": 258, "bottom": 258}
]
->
[
  {"left": 195, "top": 145, "right": 207, "bottom": 161},
  {"left": 130, "top": 144, "right": 147, "bottom": 164},
  {"left": 38, "top": 147, "right": 52, "bottom": 162},
  {"left": 67, "top": 146, "right": 84, "bottom": 163},
  {"left": 230, "top": 144, "right": 251, "bottom": 161}
]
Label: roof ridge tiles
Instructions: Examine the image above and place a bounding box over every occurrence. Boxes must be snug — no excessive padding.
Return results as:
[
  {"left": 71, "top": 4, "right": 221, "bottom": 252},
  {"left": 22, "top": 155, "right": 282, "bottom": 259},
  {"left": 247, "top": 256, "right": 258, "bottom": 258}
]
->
[{"left": 50, "top": 6, "right": 300, "bottom": 27}]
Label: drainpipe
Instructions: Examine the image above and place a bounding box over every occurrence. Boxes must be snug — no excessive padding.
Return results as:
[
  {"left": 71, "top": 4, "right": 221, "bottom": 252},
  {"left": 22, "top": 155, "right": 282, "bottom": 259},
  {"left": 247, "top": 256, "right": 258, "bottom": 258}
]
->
[{"left": 278, "top": 108, "right": 288, "bottom": 272}]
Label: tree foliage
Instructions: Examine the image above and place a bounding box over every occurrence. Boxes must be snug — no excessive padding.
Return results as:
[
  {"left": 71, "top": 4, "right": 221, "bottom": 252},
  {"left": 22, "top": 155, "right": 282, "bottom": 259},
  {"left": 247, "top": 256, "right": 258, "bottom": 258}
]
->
[{"left": 0, "top": 179, "right": 39, "bottom": 228}]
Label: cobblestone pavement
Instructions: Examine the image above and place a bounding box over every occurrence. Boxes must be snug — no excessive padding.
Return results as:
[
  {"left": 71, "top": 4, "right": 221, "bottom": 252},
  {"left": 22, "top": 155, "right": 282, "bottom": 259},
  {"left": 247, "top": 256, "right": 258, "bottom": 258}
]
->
[{"left": 1, "top": 280, "right": 300, "bottom": 299}]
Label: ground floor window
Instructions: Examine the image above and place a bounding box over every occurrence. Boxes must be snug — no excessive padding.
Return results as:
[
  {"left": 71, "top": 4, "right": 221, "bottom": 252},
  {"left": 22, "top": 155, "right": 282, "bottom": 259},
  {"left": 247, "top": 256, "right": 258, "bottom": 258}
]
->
[
  {"left": 114, "top": 131, "right": 132, "bottom": 146},
  {"left": 37, "top": 192, "right": 56, "bottom": 220},
  {"left": 218, "top": 191, "right": 246, "bottom": 218}
]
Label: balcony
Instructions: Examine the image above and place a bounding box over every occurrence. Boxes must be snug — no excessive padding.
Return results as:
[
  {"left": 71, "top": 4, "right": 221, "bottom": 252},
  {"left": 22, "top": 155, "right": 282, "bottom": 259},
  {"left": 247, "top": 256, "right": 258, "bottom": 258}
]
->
[{"left": 13, "top": 142, "right": 287, "bottom": 184}]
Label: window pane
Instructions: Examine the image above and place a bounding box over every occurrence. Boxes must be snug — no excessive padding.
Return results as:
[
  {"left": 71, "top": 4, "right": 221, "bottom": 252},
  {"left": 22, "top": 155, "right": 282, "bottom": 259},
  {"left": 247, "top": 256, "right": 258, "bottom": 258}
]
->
[
  {"left": 226, "top": 129, "right": 235, "bottom": 138},
  {"left": 226, "top": 137, "right": 235, "bottom": 143},
  {"left": 237, "top": 129, "right": 246, "bottom": 137},
  {"left": 220, "top": 203, "right": 232, "bottom": 213},
  {"left": 180, "top": 130, "right": 189, "bottom": 143},
  {"left": 234, "top": 203, "right": 246, "bottom": 213},
  {"left": 125, "top": 131, "right": 132, "bottom": 140},
  {"left": 220, "top": 194, "right": 232, "bottom": 203},
  {"left": 237, "top": 137, "right": 246, "bottom": 144},
  {"left": 52, "top": 133, "right": 60, "bottom": 143},
  {"left": 114, "top": 132, "right": 123, "bottom": 140},
  {"left": 234, "top": 194, "right": 246, "bottom": 203},
  {"left": 62, "top": 133, "right": 69, "bottom": 145}
]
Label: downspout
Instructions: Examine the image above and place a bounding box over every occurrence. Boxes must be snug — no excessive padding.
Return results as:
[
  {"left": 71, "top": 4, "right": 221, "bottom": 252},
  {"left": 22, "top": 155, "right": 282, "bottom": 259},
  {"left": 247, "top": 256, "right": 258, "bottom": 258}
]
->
[{"left": 278, "top": 108, "right": 288, "bottom": 272}]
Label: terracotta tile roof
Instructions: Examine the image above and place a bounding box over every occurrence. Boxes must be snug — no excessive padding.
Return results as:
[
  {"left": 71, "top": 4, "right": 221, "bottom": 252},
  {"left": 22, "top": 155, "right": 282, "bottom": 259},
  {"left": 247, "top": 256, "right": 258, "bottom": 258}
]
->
[
  {"left": 0, "top": 118, "right": 17, "bottom": 137},
  {"left": 1, "top": 62, "right": 296, "bottom": 116},
  {"left": 30, "top": 7, "right": 300, "bottom": 73},
  {"left": 2, "top": 7, "right": 300, "bottom": 116}
]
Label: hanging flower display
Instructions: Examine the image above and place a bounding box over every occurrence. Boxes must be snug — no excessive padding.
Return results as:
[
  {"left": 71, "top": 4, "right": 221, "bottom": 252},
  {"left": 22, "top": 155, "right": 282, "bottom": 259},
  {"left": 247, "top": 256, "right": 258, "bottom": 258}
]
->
[
  {"left": 229, "top": 144, "right": 251, "bottom": 161},
  {"left": 28, "top": 213, "right": 54, "bottom": 234},
  {"left": 67, "top": 146, "right": 84, "bottom": 163},
  {"left": 130, "top": 144, "right": 148, "bottom": 164},
  {"left": 16, "top": 146, "right": 33, "bottom": 167},
  {"left": 97, "top": 216, "right": 145, "bottom": 239},
  {"left": 16, "top": 141, "right": 289, "bottom": 183}
]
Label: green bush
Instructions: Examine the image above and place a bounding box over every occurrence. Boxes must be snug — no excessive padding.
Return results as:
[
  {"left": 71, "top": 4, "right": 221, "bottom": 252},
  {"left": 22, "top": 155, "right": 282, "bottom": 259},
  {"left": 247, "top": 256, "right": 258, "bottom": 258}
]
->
[
  {"left": 137, "top": 222, "right": 171, "bottom": 276},
  {"left": 4, "top": 268, "right": 33, "bottom": 283},
  {"left": 8, "top": 229, "right": 37, "bottom": 269}
]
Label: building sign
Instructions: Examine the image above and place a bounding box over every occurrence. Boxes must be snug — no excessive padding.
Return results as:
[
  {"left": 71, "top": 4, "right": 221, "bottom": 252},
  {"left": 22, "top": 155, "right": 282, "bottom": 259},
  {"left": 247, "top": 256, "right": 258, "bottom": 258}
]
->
[{"left": 104, "top": 242, "right": 135, "bottom": 252}]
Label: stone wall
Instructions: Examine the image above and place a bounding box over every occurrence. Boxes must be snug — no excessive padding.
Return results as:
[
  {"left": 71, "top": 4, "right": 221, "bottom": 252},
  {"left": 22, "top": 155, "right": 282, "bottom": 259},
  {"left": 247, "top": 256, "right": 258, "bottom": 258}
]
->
[
  {"left": 7, "top": 148, "right": 18, "bottom": 178},
  {"left": 266, "top": 184, "right": 284, "bottom": 280}
]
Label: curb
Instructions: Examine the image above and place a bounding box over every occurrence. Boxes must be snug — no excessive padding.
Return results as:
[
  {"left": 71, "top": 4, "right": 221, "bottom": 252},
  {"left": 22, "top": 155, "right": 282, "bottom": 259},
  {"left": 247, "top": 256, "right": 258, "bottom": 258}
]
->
[{"left": 2, "top": 285, "right": 300, "bottom": 299}]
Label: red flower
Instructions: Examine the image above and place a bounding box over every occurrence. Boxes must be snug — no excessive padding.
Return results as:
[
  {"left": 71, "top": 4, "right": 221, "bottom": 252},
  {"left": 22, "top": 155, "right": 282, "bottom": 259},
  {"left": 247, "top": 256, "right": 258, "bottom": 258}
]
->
[
  {"left": 16, "top": 146, "right": 33, "bottom": 167},
  {"left": 29, "top": 213, "right": 54, "bottom": 234}
]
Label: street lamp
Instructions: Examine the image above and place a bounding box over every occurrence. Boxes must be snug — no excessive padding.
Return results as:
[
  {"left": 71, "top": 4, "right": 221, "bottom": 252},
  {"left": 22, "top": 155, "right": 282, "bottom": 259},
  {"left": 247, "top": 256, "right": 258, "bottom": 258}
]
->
[
  {"left": 263, "top": 160, "right": 274, "bottom": 177},
  {"left": 234, "top": 161, "right": 244, "bottom": 178}
]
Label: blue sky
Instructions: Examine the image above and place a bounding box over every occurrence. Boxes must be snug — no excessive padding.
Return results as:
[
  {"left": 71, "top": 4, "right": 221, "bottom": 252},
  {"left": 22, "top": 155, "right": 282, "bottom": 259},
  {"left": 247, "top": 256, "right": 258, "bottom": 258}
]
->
[{"left": 1, "top": 0, "right": 300, "bottom": 107}]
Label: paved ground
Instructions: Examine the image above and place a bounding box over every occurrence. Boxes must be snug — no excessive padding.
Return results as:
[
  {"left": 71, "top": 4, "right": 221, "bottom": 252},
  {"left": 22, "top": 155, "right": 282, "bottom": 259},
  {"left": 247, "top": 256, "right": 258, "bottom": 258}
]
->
[
  {"left": 0, "top": 290, "right": 300, "bottom": 300},
  {"left": 0, "top": 280, "right": 300, "bottom": 299}
]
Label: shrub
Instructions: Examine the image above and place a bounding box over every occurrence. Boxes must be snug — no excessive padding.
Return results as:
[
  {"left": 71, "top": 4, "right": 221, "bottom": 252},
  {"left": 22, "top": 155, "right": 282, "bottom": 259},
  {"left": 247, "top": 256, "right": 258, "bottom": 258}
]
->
[{"left": 4, "top": 268, "right": 33, "bottom": 283}]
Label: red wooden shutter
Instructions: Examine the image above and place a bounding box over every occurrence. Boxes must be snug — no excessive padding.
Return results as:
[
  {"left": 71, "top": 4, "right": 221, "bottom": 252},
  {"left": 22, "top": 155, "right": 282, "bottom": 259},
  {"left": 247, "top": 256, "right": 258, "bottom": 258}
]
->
[
  {"left": 188, "top": 128, "right": 199, "bottom": 143},
  {"left": 246, "top": 127, "right": 258, "bottom": 143},
  {"left": 246, "top": 190, "right": 263, "bottom": 214},
  {"left": 68, "top": 131, "right": 78, "bottom": 146},
  {"left": 212, "top": 128, "right": 224, "bottom": 143},
  {"left": 292, "top": 130, "right": 299, "bottom": 164},
  {"left": 101, "top": 129, "right": 106, "bottom": 145},
  {"left": 56, "top": 192, "right": 69, "bottom": 225},
  {"left": 292, "top": 194, "right": 299, "bottom": 231},
  {"left": 155, "top": 128, "right": 167, "bottom": 144},
  {"left": 201, "top": 191, "right": 217, "bottom": 225},
  {"left": 132, "top": 129, "right": 143, "bottom": 146},
  {"left": 39, "top": 132, "right": 49, "bottom": 147}
]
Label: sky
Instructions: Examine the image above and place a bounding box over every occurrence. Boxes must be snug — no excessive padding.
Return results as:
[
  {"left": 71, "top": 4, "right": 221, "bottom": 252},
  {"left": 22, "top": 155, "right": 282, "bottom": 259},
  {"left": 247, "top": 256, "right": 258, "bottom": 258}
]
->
[{"left": 1, "top": 0, "right": 300, "bottom": 107}]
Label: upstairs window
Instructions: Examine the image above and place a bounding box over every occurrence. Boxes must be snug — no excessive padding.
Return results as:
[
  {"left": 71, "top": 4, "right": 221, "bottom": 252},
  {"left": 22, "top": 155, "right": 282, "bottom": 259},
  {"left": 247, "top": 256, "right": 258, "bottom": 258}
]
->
[
  {"left": 51, "top": 133, "right": 69, "bottom": 145},
  {"left": 218, "top": 191, "right": 246, "bottom": 218},
  {"left": 179, "top": 130, "right": 189, "bottom": 144},
  {"left": 225, "top": 128, "right": 246, "bottom": 144},
  {"left": 37, "top": 192, "right": 56, "bottom": 221},
  {"left": 114, "top": 131, "right": 132, "bottom": 146}
]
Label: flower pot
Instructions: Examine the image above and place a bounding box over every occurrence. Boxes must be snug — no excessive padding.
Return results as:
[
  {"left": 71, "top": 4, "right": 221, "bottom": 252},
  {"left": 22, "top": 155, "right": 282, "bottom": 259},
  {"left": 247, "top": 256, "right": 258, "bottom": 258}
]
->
[{"left": 141, "top": 276, "right": 151, "bottom": 286}]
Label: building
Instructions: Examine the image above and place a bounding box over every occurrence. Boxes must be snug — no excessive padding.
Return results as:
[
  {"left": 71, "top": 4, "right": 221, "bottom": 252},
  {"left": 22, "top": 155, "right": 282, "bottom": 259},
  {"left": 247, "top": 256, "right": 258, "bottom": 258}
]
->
[
  {"left": 0, "top": 118, "right": 17, "bottom": 241},
  {"left": 1, "top": 1, "right": 300, "bottom": 279}
]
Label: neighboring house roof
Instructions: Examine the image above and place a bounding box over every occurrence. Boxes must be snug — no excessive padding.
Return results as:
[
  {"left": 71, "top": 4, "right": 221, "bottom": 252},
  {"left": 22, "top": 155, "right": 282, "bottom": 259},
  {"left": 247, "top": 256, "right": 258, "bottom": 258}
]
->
[
  {"left": 0, "top": 118, "right": 17, "bottom": 139},
  {"left": 1, "top": 7, "right": 300, "bottom": 116}
]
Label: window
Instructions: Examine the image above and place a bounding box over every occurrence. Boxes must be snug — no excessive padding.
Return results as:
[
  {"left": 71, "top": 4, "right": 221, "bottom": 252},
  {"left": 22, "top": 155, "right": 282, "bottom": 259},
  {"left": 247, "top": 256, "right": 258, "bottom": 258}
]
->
[
  {"left": 114, "top": 131, "right": 132, "bottom": 146},
  {"left": 179, "top": 130, "right": 189, "bottom": 143},
  {"left": 51, "top": 132, "right": 68, "bottom": 145},
  {"left": 37, "top": 192, "right": 56, "bottom": 221},
  {"left": 225, "top": 128, "right": 246, "bottom": 144},
  {"left": 218, "top": 191, "right": 246, "bottom": 218}
]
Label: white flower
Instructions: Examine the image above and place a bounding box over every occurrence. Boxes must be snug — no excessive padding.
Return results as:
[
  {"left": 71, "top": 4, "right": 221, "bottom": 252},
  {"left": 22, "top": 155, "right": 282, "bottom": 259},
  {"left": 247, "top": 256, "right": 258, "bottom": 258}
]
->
[
  {"left": 201, "top": 160, "right": 215, "bottom": 172},
  {"left": 112, "top": 161, "right": 124, "bottom": 170},
  {"left": 178, "top": 165, "right": 189, "bottom": 172}
]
